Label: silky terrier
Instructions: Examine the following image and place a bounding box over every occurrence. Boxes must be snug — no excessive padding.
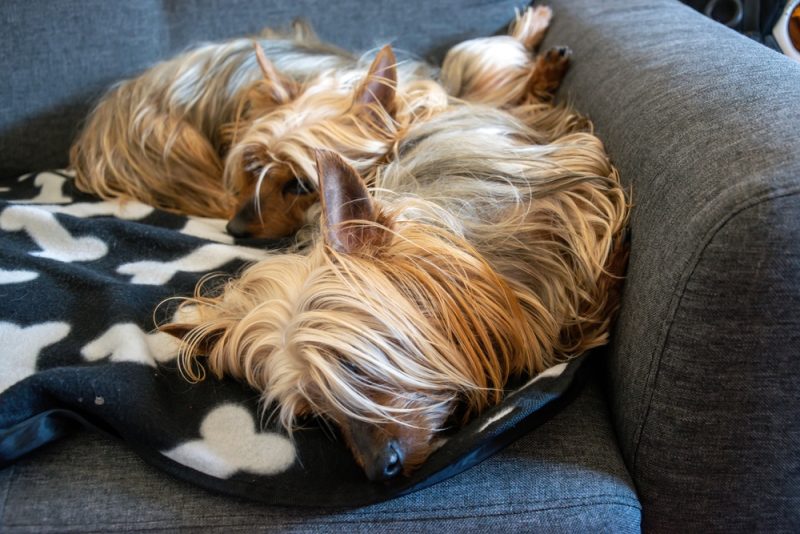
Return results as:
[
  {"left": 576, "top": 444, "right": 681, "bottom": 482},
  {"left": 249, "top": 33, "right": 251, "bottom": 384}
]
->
[
  {"left": 69, "top": 6, "right": 569, "bottom": 239},
  {"left": 160, "top": 101, "right": 629, "bottom": 480}
]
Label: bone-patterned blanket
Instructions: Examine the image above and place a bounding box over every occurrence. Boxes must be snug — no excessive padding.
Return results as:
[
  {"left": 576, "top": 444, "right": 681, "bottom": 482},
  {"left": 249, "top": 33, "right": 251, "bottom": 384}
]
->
[{"left": 0, "top": 170, "right": 592, "bottom": 505}]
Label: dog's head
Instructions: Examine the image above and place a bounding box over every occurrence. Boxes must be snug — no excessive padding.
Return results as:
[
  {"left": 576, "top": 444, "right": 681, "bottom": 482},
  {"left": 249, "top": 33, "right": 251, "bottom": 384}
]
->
[
  {"left": 222, "top": 45, "right": 402, "bottom": 240},
  {"left": 161, "top": 151, "right": 544, "bottom": 480}
]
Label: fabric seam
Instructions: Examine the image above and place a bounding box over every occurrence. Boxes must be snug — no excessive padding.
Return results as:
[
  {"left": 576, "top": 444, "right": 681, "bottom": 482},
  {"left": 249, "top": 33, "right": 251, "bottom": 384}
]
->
[
  {"left": 631, "top": 185, "right": 800, "bottom": 475},
  {"left": 0, "top": 464, "right": 15, "bottom": 529},
  {"left": 2, "top": 497, "right": 642, "bottom": 530}
]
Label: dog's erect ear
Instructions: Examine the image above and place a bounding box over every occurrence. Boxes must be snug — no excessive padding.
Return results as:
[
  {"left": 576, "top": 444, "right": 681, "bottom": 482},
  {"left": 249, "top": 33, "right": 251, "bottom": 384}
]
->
[
  {"left": 314, "top": 150, "right": 384, "bottom": 254},
  {"left": 354, "top": 45, "right": 398, "bottom": 119},
  {"left": 253, "top": 41, "right": 293, "bottom": 104}
]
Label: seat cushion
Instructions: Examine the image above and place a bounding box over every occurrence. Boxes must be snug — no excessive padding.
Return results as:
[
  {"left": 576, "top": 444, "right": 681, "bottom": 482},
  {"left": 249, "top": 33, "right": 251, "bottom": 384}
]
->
[{"left": 0, "top": 375, "right": 641, "bottom": 533}]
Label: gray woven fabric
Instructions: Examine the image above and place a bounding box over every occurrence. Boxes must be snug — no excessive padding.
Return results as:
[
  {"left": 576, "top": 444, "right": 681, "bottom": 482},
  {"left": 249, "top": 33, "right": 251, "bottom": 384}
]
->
[
  {"left": 542, "top": 0, "right": 800, "bottom": 530},
  {"left": 0, "top": 377, "right": 640, "bottom": 533},
  {"left": 0, "top": 0, "right": 524, "bottom": 178}
]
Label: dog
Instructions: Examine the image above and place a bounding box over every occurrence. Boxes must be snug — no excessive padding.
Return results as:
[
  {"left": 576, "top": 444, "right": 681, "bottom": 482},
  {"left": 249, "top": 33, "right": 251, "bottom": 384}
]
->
[
  {"left": 69, "top": 7, "right": 570, "bottom": 240},
  {"left": 159, "top": 100, "right": 629, "bottom": 480},
  {"left": 69, "top": 21, "right": 444, "bottom": 236}
]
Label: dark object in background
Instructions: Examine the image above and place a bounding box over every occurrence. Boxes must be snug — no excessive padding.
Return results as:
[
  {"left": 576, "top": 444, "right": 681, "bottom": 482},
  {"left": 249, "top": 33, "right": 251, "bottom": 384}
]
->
[
  {"left": 681, "top": 0, "right": 789, "bottom": 52},
  {"left": 774, "top": 0, "right": 800, "bottom": 59}
]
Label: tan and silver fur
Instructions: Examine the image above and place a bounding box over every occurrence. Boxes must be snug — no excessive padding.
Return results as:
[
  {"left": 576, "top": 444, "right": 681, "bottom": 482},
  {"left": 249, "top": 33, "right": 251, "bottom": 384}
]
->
[
  {"left": 161, "top": 101, "right": 629, "bottom": 480},
  {"left": 70, "top": 7, "right": 570, "bottom": 239}
]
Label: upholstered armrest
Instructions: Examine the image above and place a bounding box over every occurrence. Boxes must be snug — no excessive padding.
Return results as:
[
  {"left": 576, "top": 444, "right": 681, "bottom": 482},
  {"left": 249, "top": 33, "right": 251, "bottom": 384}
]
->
[{"left": 541, "top": 0, "right": 800, "bottom": 530}]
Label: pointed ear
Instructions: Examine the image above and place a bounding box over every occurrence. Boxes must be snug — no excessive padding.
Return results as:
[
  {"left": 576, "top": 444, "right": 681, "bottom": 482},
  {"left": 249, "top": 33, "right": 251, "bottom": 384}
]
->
[
  {"left": 252, "top": 41, "right": 293, "bottom": 104},
  {"left": 354, "top": 45, "right": 398, "bottom": 118},
  {"left": 314, "top": 150, "right": 384, "bottom": 254}
]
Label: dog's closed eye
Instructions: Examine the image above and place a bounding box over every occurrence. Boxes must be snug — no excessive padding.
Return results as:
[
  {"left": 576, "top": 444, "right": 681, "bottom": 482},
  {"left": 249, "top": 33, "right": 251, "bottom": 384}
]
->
[{"left": 282, "top": 177, "right": 314, "bottom": 196}]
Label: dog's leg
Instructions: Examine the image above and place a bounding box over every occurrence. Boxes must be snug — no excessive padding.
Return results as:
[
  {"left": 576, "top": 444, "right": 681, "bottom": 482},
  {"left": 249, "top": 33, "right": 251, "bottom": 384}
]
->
[
  {"left": 510, "top": 5, "right": 553, "bottom": 51},
  {"left": 441, "top": 6, "right": 560, "bottom": 107}
]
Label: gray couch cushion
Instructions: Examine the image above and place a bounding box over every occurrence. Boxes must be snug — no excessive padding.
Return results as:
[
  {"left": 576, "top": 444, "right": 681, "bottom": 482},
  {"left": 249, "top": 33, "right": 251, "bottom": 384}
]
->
[
  {"left": 0, "top": 376, "right": 640, "bottom": 533},
  {"left": 542, "top": 0, "right": 800, "bottom": 530},
  {"left": 0, "top": 0, "right": 525, "bottom": 178}
]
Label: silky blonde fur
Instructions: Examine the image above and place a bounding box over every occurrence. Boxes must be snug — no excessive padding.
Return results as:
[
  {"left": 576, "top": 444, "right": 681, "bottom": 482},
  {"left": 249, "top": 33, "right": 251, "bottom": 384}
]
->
[
  {"left": 70, "top": 20, "right": 444, "bottom": 225},
  {"left": 72, "top": 6, "right": 621, "bottom": 478},
  {"left": 161, "top": 101, "right": 629, "bottom": 477},
  {"left": 441, "top": 5, "right": 568, "bottom": 107},
  {"left": 221, "top": 46, "right": 450, "bottom": 238},
  {"left": 70, "top": 7, "right": 569, "bottom": 239},
  {"left": 70, "top": 23, "right": 344, "bottom": 217}
]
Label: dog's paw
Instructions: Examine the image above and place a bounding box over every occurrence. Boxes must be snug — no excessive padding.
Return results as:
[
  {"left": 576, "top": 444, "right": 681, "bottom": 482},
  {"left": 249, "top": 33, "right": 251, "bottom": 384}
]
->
[
  {"left": 528, "top": 5, "right": 554, "bottom": 30},
  {"left": 527, "top": 46, "right": 572, "bottom": 96},
  {"left": 541, "top": 46, "right": 572, "bottom": 76},
  {"left": 511, "top": 5, "right": 554, "bottom": 50}
]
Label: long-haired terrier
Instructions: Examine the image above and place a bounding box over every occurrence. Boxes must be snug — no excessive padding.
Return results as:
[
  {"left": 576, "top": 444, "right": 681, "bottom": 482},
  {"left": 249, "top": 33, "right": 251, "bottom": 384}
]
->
[
  {"left": 70, "top": 21, "right": 445, "bottom": 238},
  {"left": 160, "top": 100, "right": 629, "bottom": 480},
  {"left": 69, "top": 6, "right": 570, "bottom": 239}
]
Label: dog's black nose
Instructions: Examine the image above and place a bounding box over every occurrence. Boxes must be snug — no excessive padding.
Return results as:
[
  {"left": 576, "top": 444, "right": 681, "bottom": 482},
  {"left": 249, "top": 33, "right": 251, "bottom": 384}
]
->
[
  {"left": 225, "top": 218, "right": 251, "bottom": 238},
  {"left": 382, "top": 441, "right": 403, "bottom": 478},
  {"left": 366, "top": 440, "right": 404, "bottom": 481}
]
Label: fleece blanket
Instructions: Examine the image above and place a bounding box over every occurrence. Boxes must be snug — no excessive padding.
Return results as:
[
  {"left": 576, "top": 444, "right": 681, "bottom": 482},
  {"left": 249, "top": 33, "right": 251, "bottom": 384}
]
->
[{"left": 0, "top": 170, "right": 591, "bottom": 506}]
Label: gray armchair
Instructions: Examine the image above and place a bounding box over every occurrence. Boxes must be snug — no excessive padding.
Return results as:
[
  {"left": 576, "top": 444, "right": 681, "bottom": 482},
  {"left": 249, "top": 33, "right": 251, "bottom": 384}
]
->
[{"left": 1, "top": 0, "right": 798, "bottom": 531}]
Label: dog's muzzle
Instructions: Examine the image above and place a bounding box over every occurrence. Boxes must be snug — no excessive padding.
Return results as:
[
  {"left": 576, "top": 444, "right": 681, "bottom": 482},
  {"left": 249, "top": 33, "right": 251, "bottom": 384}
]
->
[{"left": 364, "top": 439, "right": 404, "bottom": 481}]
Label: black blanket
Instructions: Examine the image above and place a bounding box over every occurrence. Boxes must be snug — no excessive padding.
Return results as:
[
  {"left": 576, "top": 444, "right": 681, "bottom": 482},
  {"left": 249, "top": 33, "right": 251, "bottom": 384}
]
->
[{"left": 0, "top": 170, "right": 590, "bottom": 506}]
